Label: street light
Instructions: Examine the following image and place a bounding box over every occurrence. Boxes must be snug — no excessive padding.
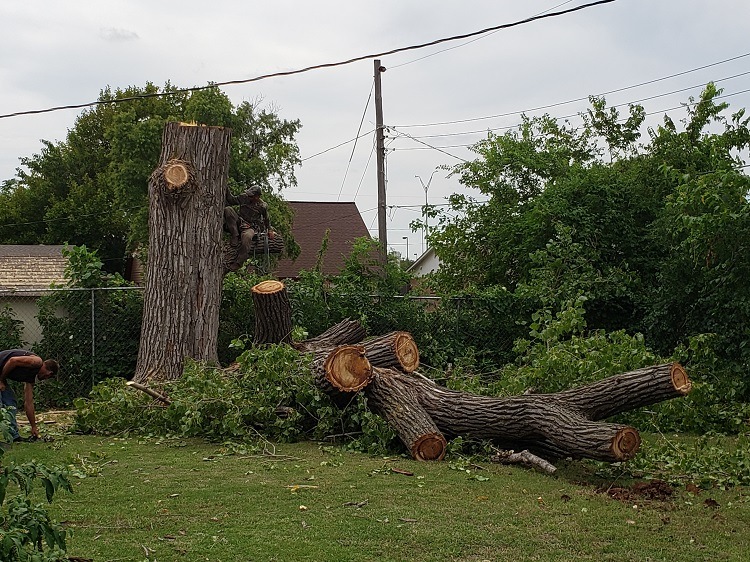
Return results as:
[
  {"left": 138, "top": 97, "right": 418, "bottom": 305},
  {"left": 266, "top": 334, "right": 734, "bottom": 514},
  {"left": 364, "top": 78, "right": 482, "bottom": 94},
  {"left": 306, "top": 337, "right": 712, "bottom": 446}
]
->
[
  {"left": 416, "top": 168, "right": 438, "bottom": 254},
  {"left": 402, "top": 236, "right": 409, "bottom": 261}
]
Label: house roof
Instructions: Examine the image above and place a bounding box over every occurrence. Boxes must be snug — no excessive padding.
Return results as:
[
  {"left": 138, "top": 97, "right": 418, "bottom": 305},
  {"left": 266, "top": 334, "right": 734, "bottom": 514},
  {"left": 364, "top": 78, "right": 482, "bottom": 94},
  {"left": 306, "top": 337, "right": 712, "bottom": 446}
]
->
[
  {"left": 0, "top": 245, "right": 67, "bottom": 292},
  {"left": 274, "top": 201, "right": 370, "bottom": 279}
]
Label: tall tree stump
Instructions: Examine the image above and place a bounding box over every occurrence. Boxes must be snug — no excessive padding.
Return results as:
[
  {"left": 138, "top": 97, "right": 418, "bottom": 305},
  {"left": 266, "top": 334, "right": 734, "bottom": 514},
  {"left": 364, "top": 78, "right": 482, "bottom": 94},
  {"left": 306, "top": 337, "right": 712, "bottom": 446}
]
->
[
  {"left": 134, "top": 123, "right": 231, "bottom": 384},
  {"left": 252, "top": 280, "right": 293, "bottom": 345}
]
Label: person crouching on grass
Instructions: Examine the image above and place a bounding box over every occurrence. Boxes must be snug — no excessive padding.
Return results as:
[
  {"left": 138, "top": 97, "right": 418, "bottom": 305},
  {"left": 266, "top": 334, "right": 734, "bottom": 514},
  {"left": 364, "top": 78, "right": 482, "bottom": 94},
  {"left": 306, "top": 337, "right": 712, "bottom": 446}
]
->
[{"left": 0, "top": 349, "right": 58, "bottom": 442}]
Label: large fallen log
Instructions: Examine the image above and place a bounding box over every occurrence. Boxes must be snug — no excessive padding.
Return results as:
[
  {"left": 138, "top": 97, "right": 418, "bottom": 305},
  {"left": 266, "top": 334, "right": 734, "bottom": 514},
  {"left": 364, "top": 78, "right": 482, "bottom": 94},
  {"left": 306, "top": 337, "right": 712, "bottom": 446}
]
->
[
  {"left": 310, "top": 345, "right": 373, "bottom": 407},
  {"left": 362, "top": 331, "right": 420, "bottom": 373},
  {"left": 295, "top": 318, "right": 368, "bottom": 352},
  {"left": 247, "top": 284, "right": 692, "bottom": 465},
  {"left": 366, "top": 367, "right": 447, "bottom": 461},
  {"left": 367, "top": 364, "right": 689, "bottom": 462}
]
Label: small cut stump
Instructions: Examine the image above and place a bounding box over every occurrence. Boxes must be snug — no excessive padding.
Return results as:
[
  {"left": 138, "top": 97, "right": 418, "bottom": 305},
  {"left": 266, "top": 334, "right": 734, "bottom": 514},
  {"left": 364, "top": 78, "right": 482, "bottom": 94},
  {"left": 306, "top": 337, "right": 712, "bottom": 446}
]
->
[{"left": 252, "top": 280, "right": 293, "bottom": 345}]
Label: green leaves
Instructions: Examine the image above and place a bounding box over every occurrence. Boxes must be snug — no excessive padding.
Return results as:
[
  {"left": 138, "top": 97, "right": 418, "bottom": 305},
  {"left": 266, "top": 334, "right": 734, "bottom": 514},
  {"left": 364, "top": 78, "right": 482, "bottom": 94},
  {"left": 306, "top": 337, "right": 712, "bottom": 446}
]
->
[{"left": 0, "top": 462, "right": 71, "bottom": 561}]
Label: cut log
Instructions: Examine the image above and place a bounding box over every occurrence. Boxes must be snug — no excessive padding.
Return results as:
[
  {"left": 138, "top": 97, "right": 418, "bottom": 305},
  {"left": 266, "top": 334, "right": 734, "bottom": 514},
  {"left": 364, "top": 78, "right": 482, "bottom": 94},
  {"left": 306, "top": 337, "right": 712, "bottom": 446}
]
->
[
  {"left": 311, "top": 345, "right": 373, "bottom": 407},
  {"left": 295, "top": 319, "right": 367, "bottom": 352},
  {"left": 366, "top": 368, "right": 447, "bottom": 461},
  {"left": 373, "top": 368, "right": 642, "bottom": 462},
  {"left": 252, "top": 280, "right": 293, "bottom": 345},
  {"left": 363, "top": 331, "right": 420, "bottom": 373},
  {"left": 551, "top": 363, "right": 692, "bottom": 420}
]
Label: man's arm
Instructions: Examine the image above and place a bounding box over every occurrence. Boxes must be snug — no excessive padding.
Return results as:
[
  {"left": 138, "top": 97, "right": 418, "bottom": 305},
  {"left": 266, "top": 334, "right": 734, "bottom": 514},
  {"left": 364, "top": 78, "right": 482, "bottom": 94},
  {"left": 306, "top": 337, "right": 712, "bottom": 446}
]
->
[
  {"left": 23, "top": 382, "right": 39, "bottom": 438},
  {"left": 226, "top": 189, "right": 239, "bottom": 206},
  {"left": 261, "top": 204, "right": 272, "bottom": 234},
  {"left": 0, "top": 354, "right": 42, "bottom": 390}
]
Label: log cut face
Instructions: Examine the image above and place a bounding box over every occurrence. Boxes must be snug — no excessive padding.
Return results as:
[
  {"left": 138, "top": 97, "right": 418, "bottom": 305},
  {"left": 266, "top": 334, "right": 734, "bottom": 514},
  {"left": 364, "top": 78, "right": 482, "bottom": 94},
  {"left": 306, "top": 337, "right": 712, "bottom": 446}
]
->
[
  {"left": 311, "top": 345, "right": 373, "bottom": 407},
  {"left": 134, "top": 123, "right": 230, "bottom": 383}
]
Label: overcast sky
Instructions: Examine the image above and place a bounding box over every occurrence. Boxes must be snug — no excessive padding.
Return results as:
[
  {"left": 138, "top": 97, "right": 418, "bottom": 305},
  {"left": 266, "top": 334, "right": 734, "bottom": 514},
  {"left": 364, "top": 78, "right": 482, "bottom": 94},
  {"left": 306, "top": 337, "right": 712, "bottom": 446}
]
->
[{"left": 2, "top": 0, "right": 749, "bottom": 259}]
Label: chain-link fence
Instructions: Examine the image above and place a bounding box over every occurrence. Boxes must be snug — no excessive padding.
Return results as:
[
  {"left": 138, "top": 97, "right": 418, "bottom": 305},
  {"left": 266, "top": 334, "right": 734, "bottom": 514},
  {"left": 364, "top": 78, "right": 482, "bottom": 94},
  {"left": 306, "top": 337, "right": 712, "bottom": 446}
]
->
[
  {"left": 1, "top": 287, "right": 144, "bottom": 409},
  {"left": 1, "top": 286, "right": 523, "bottom": 409}
]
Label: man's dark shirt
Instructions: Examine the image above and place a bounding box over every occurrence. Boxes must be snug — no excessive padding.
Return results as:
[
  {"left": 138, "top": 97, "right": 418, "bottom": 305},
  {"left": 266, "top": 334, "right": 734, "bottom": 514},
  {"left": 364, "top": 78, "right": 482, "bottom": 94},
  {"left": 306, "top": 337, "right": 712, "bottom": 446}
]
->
[
  {"left": 226, "top": 192, "right": 270, "bottom": 232},
  {"left": 0, "top": 350, "right": 39, "bottom": 384}
]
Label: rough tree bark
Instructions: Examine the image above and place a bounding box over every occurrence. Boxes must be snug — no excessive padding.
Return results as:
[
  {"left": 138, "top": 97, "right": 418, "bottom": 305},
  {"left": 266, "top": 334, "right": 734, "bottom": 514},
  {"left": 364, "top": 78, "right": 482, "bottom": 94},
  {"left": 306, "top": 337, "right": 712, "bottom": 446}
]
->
[
  {"left": 134, "top": 123, "right": 231, "bottom": 384},
  {"left": 362, "top": 332, "right": 420, "bottom": 373},
  {"left": 366, "top": 367, "right": 447, "bottom": 461},
  {"left": 369, "top": 364, "right": 689, "bottom": 462}
]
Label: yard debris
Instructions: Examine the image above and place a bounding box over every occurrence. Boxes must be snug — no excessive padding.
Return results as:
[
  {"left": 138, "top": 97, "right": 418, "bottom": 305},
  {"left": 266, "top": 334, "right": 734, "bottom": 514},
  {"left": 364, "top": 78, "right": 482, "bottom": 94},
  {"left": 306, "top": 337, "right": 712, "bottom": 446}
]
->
[
  {"left": 601, "top": 479, "right": 674, "bottom": 502},
  {"left": 343, "top": 500, "right": 368, "bottom": 508}
]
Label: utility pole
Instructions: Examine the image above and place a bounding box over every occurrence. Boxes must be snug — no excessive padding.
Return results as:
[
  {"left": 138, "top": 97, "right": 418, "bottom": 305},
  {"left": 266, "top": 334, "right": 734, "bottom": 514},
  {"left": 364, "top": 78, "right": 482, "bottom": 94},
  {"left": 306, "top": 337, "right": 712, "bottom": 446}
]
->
[{"left": 374, "top": 59, "right": 387, "bottom": 262}]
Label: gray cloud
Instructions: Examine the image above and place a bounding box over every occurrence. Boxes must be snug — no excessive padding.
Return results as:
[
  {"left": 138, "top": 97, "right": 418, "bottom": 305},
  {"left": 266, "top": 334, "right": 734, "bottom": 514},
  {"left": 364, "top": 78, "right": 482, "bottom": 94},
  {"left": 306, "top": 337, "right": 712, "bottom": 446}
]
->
[{"left": 100, "top": 27, "right": 139, "bottom": 42}]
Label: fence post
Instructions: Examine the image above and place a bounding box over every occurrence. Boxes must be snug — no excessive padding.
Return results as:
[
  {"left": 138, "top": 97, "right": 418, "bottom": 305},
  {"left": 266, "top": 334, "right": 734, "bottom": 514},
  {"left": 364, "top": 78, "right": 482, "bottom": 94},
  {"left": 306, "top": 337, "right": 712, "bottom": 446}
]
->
[{"left": 90, "top": 288, "right": 95, "bottom": 389}]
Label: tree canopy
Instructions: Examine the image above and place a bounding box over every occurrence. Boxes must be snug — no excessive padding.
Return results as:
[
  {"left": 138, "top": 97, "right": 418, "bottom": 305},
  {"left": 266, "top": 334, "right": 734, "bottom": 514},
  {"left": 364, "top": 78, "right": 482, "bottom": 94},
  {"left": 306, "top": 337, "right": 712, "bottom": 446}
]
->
[
  {"left": 424, "top": 84, "right": 750, "bottom": 384},
  {"left": 0, "top": 83, "right": 302, "bottom": 271}
]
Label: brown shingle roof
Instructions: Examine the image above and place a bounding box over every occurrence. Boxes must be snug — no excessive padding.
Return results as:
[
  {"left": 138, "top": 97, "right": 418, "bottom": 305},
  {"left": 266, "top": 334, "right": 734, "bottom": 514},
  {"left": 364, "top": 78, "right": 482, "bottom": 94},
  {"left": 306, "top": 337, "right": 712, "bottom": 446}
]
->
[
  {"left": 274, "top": 201, "right": 370, "bottom": 279},
  {"left": 0, "top": 245, "right": 68, "bottom": 291}
]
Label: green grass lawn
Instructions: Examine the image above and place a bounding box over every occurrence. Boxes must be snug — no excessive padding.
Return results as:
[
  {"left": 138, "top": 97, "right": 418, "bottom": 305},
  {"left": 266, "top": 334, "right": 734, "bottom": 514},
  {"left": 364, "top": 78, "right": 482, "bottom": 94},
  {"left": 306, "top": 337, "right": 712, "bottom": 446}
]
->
[{"left": 5, "top": 433, "right": 750, "bottom": 562}]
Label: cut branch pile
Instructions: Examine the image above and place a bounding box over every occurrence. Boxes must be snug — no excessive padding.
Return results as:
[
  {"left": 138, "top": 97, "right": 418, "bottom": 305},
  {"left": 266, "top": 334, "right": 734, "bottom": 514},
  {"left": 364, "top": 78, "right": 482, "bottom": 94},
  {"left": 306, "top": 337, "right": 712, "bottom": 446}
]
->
[{"left": 131, "top": 279, "right": 693, "bottom": 472}]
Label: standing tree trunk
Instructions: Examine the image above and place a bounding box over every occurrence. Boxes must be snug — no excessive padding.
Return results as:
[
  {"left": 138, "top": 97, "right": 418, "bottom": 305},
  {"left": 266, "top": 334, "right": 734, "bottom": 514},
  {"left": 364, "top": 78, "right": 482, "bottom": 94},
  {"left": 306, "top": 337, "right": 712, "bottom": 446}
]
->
[{"left": 134, "top": 122, "right": 231, "bottom": 384}]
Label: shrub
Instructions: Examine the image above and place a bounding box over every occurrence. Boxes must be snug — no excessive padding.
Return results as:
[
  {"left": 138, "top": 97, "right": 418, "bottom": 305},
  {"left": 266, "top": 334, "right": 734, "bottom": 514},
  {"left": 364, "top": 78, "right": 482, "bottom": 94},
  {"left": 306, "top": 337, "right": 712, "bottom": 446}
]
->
[{"left": 0, "top": 409, "right": 72, "bottom": 561}]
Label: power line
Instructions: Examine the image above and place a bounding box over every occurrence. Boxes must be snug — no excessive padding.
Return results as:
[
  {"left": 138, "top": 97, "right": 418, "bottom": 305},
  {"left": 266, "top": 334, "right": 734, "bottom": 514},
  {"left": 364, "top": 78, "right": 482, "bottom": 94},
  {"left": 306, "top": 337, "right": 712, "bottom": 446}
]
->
[
  {"left": 398, "top": 71, "right": 750, "bottom": 140},
  {"left": 302, "top": 50, "right": 750, "bottom": 164},
  {"left": 393, "top": 54, "right": 750, "bottom": 129},
  {"left": 387, "top": 127, "right": 469, "bottom": 162},
  {"left": 300, "top": 130, "right": 374, "bottom": 162},
  {"left": 0, "top": 0, "right": 617, "bottom": 120},
  {"left": 337, "top": 80, "right": 375, "bottom": 201},
  {"left": 390, "top": 0, "right": 578, "bottom": 70},
  {"left": 388, "top": 85, "right": 750, "bottom": 155}
]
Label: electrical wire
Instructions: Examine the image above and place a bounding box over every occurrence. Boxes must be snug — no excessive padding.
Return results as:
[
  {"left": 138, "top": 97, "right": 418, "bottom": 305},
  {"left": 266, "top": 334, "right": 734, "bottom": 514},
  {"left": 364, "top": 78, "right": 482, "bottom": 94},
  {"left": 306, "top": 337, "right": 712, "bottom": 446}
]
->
[
  {"left": 0, "top": 0, "right": 617, "bottom": 120},
  {"left": 337, "top": 80, "right": 375, "bottom": 201},
  {"left": 301, "top": 50, "right": 750, "bottom": 163},
  {"left": 300, "top": 130, "right": 374, "bottom": 162},
  {"left": 388, "top": 86, "right": 750, "bottom": 154},
  {"left": 395, "top": 67, "right": 750, "bottom": 137},
  {"left": 390, "top": 0, "right": 578, "bottom": 70}
]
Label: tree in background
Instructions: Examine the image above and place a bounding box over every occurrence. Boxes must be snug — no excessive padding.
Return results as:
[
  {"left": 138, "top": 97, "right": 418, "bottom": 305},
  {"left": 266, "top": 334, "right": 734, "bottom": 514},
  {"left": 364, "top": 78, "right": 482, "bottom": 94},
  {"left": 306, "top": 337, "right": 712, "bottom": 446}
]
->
[
  {"left": 0, "top": 83, "right": 301, "bottom": 272},
  {"left": 424, "top": 85, "right": 750, "bottom": 367}
]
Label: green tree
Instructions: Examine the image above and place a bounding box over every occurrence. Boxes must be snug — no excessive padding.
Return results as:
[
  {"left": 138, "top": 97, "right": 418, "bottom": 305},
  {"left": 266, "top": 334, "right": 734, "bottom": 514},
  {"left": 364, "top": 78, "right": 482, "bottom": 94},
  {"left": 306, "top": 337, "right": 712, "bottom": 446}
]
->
[
  {"left": 427, "top": 85, "right": 750, "bottom": 352},
  {"left": 0, "top": 83, "right": 302, "bottom": 271}
]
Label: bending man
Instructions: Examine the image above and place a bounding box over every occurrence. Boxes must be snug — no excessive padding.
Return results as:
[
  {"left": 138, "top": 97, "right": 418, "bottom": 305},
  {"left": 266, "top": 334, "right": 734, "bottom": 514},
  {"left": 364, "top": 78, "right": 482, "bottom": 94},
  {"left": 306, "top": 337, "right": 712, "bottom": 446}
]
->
[{"left": 0, "top": 349, "right": 58, "bottom": 441}]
